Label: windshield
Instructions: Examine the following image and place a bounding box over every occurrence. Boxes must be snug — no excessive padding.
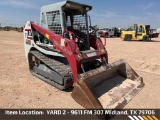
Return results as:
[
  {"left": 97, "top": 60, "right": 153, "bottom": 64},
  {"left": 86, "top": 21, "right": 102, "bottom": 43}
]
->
[
  {"left": 128, "top": 26, "right": 135, "bottom": 31},
  {"left": 103, "top": 28, "right": 109, "bottom": 31}
]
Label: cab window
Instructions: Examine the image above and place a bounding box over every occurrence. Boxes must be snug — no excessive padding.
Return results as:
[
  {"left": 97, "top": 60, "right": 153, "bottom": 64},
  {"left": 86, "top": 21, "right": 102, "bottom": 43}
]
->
[{"left": 138, "top": 26, "right": 145, "bottom": 33}]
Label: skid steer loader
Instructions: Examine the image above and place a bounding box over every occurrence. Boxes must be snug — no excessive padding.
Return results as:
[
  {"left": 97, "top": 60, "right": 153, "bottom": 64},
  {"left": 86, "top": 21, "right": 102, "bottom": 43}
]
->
[{"left": 24, "top": 1, "right": 144, "bottom": 109}]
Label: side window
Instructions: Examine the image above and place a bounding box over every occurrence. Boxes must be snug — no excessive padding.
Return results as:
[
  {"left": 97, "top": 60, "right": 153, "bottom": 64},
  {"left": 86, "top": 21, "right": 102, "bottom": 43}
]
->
[
  {"left": 41, "top": 13, "right": 46, "bottom": 25},
  {"left": 138, "top": 26, "right": 143, "bottom": 32},
  {"left": 142, "top": 27, "right": 145, "bottom": 33}
]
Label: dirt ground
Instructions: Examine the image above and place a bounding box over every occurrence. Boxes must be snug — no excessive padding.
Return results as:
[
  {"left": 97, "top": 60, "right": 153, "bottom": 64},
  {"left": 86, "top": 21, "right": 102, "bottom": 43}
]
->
[{"left": 0, "top": 31, "right": 160, "bottom": 109}]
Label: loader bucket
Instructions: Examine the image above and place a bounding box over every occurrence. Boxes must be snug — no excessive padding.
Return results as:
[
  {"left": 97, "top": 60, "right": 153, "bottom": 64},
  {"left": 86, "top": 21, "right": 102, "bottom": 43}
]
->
[{"left": 71, "top": 59, "right": 144, "bottom": 109}]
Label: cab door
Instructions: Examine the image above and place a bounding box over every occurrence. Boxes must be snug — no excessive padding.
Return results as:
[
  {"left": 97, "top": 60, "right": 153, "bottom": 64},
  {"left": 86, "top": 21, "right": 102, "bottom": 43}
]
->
[{"left": 136, "top": 25, "right": 145, "bottom": 40}]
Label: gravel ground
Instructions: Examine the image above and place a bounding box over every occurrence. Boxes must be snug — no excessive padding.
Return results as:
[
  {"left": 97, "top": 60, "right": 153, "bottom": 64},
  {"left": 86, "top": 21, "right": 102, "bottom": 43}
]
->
[{"left": 0, "top": 31, "right": 159, "bottom": 109}]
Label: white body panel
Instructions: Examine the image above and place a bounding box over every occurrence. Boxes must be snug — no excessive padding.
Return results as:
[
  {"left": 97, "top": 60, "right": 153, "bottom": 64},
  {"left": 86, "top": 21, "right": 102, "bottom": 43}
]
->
[{"left": 24, "top": 21, "right": 64, "bottom": 62}]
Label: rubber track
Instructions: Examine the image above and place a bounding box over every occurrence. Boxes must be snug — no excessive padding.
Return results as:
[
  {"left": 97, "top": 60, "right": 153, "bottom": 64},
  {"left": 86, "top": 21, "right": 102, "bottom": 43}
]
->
[{"left": 30, "top": 50, "right": 73, "bottom": 90}]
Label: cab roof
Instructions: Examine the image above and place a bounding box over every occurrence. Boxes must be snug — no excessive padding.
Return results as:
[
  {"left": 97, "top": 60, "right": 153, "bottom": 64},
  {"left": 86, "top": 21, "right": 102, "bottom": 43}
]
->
[{"left": 41, "top": 1, "right": 92, "bottom": 13}]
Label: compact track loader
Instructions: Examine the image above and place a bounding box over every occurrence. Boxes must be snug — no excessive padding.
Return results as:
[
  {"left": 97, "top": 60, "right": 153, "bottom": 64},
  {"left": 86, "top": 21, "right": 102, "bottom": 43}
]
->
[{"left": 24, "top": 1, "right": 144, "bottom": 109}]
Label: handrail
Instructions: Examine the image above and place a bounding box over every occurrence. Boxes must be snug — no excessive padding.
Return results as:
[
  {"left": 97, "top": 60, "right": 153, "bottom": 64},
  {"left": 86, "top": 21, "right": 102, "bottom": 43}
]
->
[{"left": 96, "top": 30, "right": 106, "bottom": 46}]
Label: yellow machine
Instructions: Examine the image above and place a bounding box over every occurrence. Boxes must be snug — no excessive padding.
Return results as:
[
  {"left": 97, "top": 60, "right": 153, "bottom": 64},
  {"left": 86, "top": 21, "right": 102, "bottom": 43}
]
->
[{"left": 121, "top": 24, "right": 151, "bottom": 41}]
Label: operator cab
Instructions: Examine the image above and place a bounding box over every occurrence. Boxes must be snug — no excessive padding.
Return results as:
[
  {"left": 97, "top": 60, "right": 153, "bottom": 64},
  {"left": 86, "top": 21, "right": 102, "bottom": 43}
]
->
[{"left": 40, "top": 1, "right": 92, "bottom": 50}]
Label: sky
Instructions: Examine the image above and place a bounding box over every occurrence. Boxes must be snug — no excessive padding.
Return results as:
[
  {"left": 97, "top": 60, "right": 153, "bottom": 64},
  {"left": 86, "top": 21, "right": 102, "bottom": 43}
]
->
[{"left": 0, "top": 0, "right": 159, "bottom": 28}]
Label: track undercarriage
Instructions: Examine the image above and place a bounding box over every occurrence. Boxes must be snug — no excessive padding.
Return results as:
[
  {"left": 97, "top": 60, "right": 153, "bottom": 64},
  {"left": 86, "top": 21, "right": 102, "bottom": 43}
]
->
[{"left": 28, "top": 50, "right": 73, "bottom": 90}]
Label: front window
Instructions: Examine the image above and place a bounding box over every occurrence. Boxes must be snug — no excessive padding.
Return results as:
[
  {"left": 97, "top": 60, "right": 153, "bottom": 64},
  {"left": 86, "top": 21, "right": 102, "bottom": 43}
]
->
[
  {"left": 46, "top": 10, "right": 62, "bottom": 35},
  {"left": 128, "top": 26, "right": 134, "bottom": 31}
]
